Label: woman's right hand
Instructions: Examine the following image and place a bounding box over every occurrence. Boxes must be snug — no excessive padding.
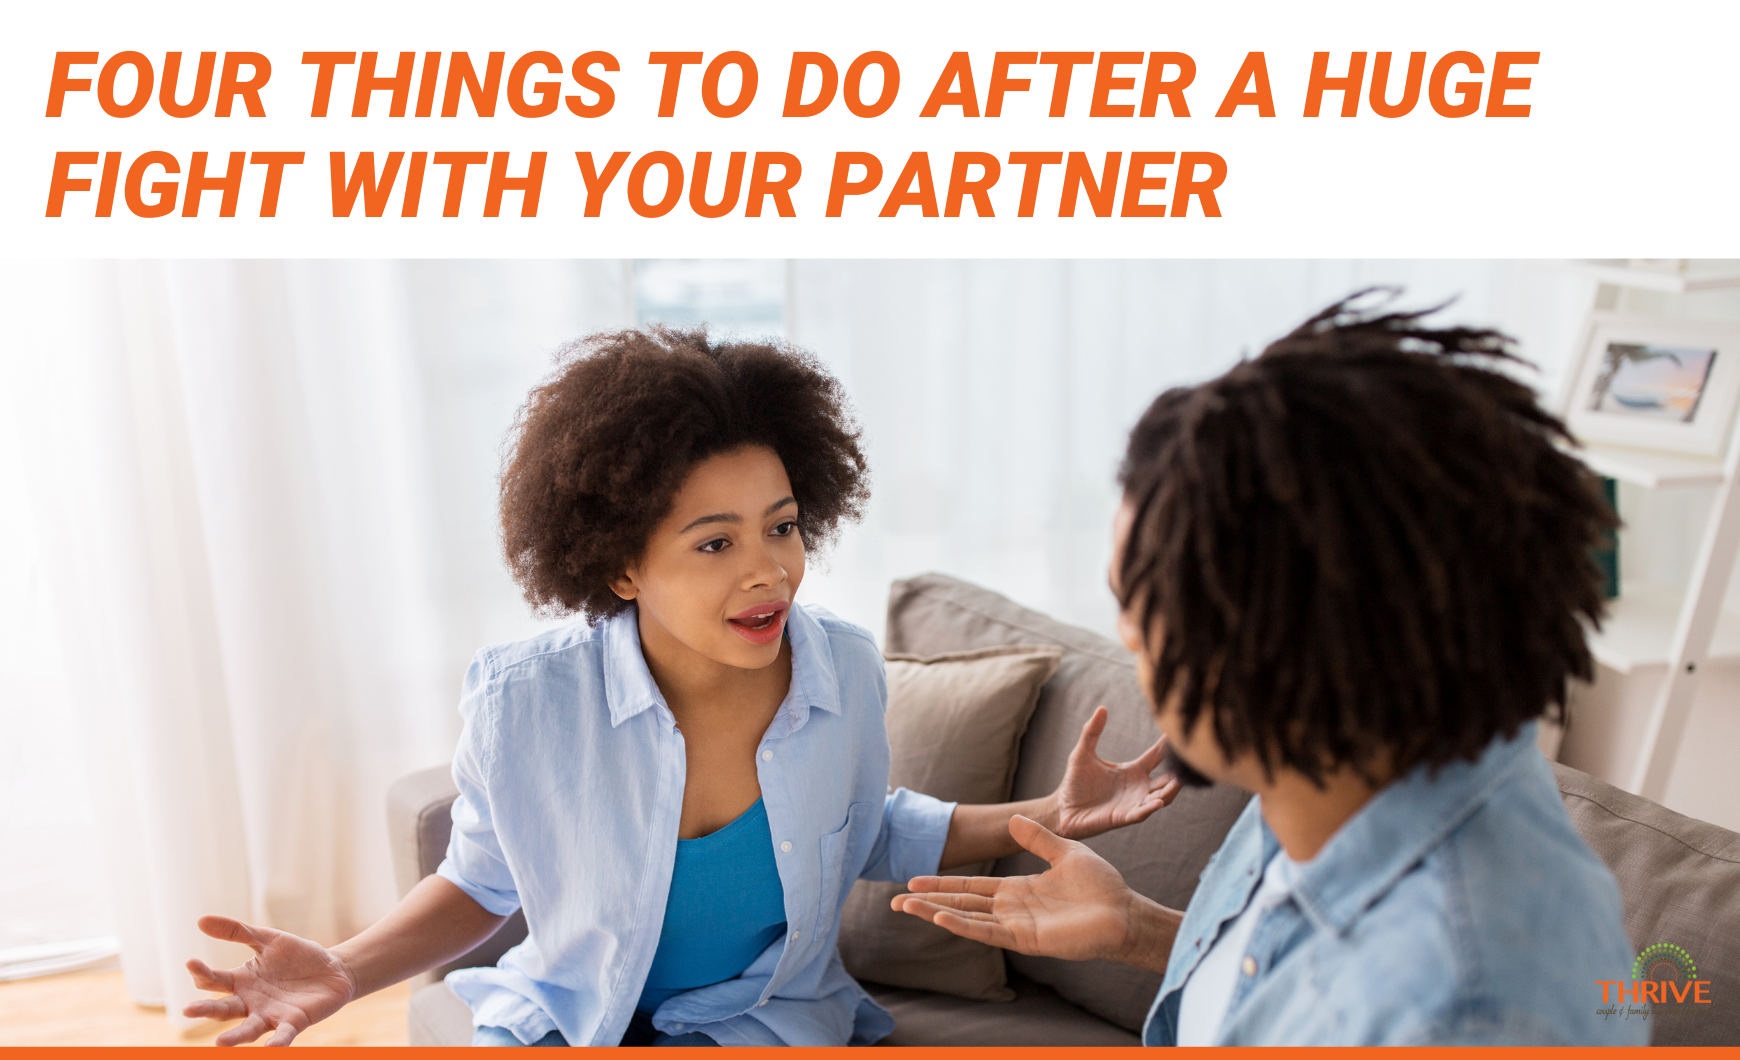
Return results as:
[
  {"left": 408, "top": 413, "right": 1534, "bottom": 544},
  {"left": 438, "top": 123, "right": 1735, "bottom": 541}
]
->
[{"left": 183, "top": 915, "right": 358, "bottom": 1047}]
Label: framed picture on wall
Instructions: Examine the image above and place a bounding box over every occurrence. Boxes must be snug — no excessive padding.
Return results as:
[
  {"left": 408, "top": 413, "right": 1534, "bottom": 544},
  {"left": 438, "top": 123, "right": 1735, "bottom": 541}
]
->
[{"left": 1565, "top": 314, "right": 1740, "bottom": 457}]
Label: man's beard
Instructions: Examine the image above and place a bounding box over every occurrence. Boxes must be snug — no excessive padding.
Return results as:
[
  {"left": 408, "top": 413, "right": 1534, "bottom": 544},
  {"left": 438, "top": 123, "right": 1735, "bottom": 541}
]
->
[{"left": 1161, "top": 743, "right": 1216, "bottom": 789}]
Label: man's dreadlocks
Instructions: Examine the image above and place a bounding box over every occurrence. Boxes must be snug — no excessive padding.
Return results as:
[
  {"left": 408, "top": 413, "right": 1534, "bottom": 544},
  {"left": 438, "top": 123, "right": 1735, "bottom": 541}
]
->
[{"left": 1117, "top": 291, "right": 1615, "bottom": 785}]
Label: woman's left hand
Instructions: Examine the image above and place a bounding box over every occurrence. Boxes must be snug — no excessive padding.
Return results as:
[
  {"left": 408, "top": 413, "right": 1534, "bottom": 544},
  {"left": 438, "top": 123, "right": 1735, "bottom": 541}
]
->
[{"left": 1045, "top": 706, "right": 1181, "bottom": 840}]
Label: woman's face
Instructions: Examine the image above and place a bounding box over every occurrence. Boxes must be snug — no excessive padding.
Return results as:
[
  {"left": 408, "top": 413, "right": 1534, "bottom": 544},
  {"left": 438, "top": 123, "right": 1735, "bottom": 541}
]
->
[{"left": 614, "top": 444, "right": 806, "bottom": 672}]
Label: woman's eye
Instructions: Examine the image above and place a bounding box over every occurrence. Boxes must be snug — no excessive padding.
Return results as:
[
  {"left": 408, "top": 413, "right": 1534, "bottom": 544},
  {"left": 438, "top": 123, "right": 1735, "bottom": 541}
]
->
[
  {"left": 772, "top": 521, "right": 798, "bottom": 537},
  {"left": 699, "top": 538, "right": 730, "bottom": 554}
]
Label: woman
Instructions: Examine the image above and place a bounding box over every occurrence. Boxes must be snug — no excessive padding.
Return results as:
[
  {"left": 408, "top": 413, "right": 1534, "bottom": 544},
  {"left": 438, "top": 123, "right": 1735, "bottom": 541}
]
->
[{"left": 184, "top": 328, "right": 1180, "bottom": 1046}]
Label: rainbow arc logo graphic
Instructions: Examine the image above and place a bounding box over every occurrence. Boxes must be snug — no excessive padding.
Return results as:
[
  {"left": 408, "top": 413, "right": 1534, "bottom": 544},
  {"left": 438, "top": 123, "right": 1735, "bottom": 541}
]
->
[{"left": 1598, "top": 943, "right": 1713, "bottom": 1006}]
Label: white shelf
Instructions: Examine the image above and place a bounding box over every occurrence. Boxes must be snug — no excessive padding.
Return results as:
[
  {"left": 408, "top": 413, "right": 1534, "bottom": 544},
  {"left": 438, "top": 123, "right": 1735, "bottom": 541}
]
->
[
  {"left": 1575, "top": 444, "right": 1727, "bottom": 489},
  {"left": 1558, "top": 260, "right": 1740, "bottom": 293},
  {"left": 1587, "top": 583, "right": 1740, "bottom": 674}
]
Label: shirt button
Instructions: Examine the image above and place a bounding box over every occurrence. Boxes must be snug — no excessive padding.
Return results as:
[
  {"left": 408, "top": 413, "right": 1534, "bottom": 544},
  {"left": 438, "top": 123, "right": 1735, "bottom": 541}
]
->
[
  {"left": 790, "top": 930, "right": 800, "bottom": 941},
  {"left": 761, "top": 749, "right": 773, "bottom": 761},
  {"left": 780, "top": 840, "right": 793, "bottom": 852},
  {"left": 1241, "top": 956, "right": 1258, "bottom": 977},
  {"left": 757, "top": 1000, "right": 768, "bottom": 1008}
]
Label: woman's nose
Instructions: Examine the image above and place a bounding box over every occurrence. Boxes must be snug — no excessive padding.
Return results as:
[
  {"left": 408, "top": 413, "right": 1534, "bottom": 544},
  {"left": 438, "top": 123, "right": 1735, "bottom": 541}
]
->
[{"left": 739, "top": 542, "right": 787, "bottom": 590}]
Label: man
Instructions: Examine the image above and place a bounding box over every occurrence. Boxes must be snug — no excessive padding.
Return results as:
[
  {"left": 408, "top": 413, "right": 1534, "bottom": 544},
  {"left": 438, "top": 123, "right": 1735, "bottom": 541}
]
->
[{"left": 894, "top": 294, "right": 1646, "bottom": 1046}]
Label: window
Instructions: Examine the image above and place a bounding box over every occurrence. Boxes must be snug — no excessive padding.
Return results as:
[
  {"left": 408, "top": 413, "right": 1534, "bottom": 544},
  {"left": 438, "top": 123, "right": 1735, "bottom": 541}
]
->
[{"left": 633, "top": 259, "right": 787, "bottom": 339}]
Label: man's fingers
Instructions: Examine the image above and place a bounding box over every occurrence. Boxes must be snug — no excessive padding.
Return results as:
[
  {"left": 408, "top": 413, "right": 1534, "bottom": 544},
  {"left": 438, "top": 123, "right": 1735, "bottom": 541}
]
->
[
  {"left": 1009, "top": 814, "right": 1075, "bottom": 863},
  {"left": 896, "top": 898, "right": 1016, "bottom": 946},
  {"left": 215, "top": 1015, "right": 268, "bottom": 1048},
  {"left": 901, "top": 900, "right": 1000, "bottom": 926},
  {"left": 186, "top": 958, "right": 235, "bottom": 994},
  {"left": 891, "top": 896, "right": 942, "bottom": 921},
  {"left": 931, "top": 909, "right": 1018, "bottom": 949},
  {"left": 1135, "top": 732, "right": 1168, "bottom": 772},
  {"left": 892, "top": 891, "right": 995, "bottom": 915},
  {"left": 903, "top": 874, "right": 1004, "bottom": 897},
  {"left": 265, "top": 1021, "right": 299, "bottom": 1047},
  {"left": 197, "top": 915, "right": 266, "bottom": 953},
  {"left": 183, "top": 996, "right": 247, "bottom": 1021}
]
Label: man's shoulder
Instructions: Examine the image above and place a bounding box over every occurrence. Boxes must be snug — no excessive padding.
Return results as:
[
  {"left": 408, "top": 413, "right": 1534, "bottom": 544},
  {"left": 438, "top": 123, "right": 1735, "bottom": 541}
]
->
[
  {"left": 1332, "top": 755, "right": 1640, "bottom": 1045},
  {"left": 1441, "top": 750, "right": 1633, "bottom": 968}
]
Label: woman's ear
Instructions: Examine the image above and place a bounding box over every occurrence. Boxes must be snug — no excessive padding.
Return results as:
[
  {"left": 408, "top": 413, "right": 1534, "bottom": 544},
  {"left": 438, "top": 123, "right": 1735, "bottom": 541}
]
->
[{"left": 610, "top": 569, "right": 639, "bottom": 601}]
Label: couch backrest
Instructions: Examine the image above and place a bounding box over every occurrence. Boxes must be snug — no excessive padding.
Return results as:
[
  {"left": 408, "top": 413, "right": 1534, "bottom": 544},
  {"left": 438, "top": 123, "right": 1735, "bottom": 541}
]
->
[
  {"left": 885, "top": 573, "right": 1253, "bottom": 1032},
  {"left": 1553, "top": 762, "right": 1740, "bottom": 1047},
  {"left": 886, "top": 572, "right": 1740, "bottom": 1046}
]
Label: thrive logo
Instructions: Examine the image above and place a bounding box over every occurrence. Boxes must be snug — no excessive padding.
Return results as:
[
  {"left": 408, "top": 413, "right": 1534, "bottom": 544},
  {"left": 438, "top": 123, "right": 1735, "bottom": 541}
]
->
[{"left": 1597, "top": 943, "right": 1713, "bottom": 1018}]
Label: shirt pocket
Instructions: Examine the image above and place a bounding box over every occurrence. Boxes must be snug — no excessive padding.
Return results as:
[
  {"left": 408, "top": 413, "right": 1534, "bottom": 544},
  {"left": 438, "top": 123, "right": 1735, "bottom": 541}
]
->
[{"left": 816, "top": 799, "right": 875, "bottom": 934}]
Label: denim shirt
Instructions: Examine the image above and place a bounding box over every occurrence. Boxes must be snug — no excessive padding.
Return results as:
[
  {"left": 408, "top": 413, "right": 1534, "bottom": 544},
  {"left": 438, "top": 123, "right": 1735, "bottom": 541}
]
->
[
  {"left": 435, "top": 602, "right": 956, "bottom": 1047},
  {"left": 1142, "top": 724, "right": 1647, "bottom": 1046}
]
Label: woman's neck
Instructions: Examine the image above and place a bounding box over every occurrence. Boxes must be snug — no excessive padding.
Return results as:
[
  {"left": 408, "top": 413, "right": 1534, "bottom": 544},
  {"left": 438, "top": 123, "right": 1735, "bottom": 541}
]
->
[{"left": 636, "top": 609, "right": 792, "bottom": 725}]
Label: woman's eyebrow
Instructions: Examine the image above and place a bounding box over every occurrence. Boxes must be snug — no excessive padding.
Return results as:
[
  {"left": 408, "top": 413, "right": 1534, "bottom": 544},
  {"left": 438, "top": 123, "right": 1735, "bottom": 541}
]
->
[
  {"left": 679, "top": 511, "right": 738, "bottom": 534},
  {"left": 678, "top": 497, "right": 796, "bottom": 535}
]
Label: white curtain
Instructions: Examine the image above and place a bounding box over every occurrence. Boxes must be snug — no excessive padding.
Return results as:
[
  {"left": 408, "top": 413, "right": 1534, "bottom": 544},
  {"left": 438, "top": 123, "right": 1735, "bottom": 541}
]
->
[
  {"left": 0, "top": 258, "right": 1596, "bottom": 1022},
  {"left": 0, "top": 260, "right": 628, "bottom": 1020}
]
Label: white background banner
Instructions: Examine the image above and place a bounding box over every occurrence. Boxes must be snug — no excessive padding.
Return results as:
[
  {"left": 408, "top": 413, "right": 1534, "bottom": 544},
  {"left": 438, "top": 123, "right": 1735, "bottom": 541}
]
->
[{"left": 4, "top": 0, "right": 1737, "bottom": 257}]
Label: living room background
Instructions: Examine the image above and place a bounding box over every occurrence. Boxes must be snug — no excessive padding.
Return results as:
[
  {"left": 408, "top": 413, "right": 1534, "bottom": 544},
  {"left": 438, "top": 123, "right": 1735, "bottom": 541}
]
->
[{"left": 3, "top": 258, "right": 1736, "bottom": 1021}]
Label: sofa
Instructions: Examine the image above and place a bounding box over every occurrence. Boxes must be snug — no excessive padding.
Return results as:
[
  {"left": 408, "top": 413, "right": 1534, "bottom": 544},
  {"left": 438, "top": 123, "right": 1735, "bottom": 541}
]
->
[{"left": 390, "top": 573, "right": 1740, "bottom": 1047}]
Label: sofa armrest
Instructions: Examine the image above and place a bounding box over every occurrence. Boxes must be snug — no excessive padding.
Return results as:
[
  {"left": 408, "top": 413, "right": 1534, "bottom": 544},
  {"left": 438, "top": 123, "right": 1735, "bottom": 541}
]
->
[
  {"left": 385, "top": 763, "right": 529, "bottom": 986},
  {"left": 387, "top": 764, "right": 461, "bottom": 900}
]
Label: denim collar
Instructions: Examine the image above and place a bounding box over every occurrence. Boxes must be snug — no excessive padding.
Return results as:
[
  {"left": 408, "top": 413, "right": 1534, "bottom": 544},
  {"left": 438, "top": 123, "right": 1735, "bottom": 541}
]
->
[
  {"left": 601, "top": 602, "right": 842, "bottom": 731},
  {"left": 1279, "top": 722, "right": 1540, "bottom": 937}
]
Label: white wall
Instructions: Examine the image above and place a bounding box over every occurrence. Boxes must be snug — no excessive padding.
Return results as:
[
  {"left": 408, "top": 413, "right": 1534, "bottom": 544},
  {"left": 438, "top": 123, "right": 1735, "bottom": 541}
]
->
[{"left": 790, "top": 259, "right": 1598, "bottom": 642}]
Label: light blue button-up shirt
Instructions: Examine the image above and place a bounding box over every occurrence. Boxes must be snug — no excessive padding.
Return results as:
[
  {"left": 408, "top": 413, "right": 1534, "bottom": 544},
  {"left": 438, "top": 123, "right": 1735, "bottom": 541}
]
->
[
  {"left": 435, "top": 602, "right": 956, "bottom": 1047},
  {"left": 1141, "top": 724, "right": 1646, "bottom": 1046}
]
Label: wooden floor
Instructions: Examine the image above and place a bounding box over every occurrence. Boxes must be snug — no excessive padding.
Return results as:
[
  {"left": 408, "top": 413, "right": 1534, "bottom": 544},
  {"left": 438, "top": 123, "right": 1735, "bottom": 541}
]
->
[{"left": 0, "top": 963, "right": 409, "bottom": 1047}]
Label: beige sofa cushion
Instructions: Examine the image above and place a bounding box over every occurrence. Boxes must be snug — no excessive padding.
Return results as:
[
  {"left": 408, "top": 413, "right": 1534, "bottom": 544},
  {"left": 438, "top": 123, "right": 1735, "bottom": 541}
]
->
[
  {"left": 1553, "top": 762, "right": 1740, "bottom": 1047},
  {"left": 839, "top": 645, "right": 1062, "bottom": 1002},
  {"left": 883, "top": 573, "right": 1252, "bottom": 1033}
]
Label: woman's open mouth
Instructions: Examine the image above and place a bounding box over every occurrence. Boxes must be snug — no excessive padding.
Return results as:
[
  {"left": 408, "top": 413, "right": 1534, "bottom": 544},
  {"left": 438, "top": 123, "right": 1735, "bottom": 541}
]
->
[{"left": 727, "top": 601, "right": 789, "bottom": 645}]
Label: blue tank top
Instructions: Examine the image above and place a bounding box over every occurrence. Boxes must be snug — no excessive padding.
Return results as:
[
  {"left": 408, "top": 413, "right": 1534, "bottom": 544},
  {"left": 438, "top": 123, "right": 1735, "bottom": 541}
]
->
[{"left": 636, "top": 797, "right": 788, "bottom": 1014}]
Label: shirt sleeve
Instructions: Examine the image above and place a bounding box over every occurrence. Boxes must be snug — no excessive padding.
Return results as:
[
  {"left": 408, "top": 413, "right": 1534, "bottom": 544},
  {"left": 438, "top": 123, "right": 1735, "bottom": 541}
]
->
[
  {"left": 856, "top": 787, "right": 956, "bottom": 884},
  {"left": 433, "top": 651, "right": 522, "bottom": 916}
]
